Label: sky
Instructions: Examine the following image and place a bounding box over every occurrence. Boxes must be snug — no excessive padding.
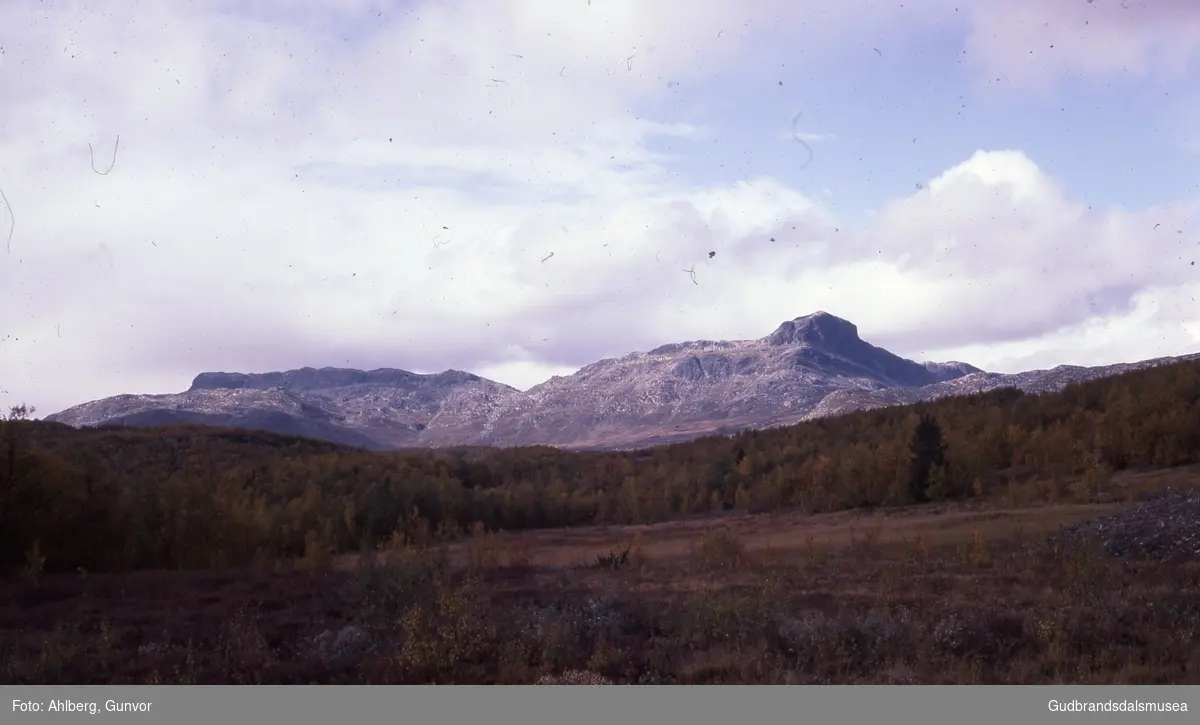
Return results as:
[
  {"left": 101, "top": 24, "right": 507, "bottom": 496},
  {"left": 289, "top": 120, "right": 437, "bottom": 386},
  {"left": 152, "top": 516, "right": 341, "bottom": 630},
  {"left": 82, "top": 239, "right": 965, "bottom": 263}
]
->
[{"left": 1, "top": 0, "right": 1198, "bottom": 416}]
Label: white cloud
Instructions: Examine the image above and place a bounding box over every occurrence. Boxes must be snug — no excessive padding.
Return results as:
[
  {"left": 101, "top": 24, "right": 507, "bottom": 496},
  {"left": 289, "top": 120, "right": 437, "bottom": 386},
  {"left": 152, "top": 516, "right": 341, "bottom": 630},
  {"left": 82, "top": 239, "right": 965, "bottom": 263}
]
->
[
  {"left": 962, "top": 0, "right": 1200, "bottom": 90},
  {"left": 792, "top": 132, "right": 835, "bottom": 144},
  {"left": 923, "top": 283, "right": 1200, "bottom": 374}
]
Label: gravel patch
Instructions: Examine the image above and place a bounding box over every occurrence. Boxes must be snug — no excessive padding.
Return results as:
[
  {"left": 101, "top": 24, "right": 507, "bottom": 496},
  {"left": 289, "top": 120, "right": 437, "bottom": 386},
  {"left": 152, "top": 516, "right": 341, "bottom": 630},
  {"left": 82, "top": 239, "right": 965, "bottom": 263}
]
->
[
  {"left": 1060, "top": 491, "right": 1200, "bottom": 561},
  {"left": 535, "top": 670, "right": 613, "bottom": 685}
]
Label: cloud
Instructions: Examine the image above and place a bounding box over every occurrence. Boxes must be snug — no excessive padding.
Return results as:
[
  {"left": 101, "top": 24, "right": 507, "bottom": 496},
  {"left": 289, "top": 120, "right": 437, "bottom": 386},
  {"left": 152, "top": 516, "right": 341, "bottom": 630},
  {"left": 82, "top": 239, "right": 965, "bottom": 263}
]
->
[
  {"left": 0, "top": 0, "right": 1198, "bottom": 417},
  {"left": 792, "top": 132, "right": 835, "bottom": 144},
  {"left": 921, "top": 282, "right": 1200, "bottom": 374},
  {"left": 963, "top": 0, "right": 1200, "bottom": 90}
]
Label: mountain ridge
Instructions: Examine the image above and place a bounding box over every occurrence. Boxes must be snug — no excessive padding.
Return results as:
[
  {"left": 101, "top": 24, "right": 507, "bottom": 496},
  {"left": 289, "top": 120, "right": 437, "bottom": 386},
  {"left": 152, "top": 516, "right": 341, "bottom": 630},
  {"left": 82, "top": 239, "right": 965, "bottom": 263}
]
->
[{"left": 43, "top": 312, "right": 1196, "bottom": 450}]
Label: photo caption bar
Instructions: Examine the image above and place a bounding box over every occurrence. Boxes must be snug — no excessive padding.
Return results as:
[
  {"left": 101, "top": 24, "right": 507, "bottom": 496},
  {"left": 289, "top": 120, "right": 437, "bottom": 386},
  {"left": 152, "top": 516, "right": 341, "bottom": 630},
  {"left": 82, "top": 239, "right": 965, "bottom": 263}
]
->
[{"left": 3, "top": 686, "right": 1195, "bottom": 725}]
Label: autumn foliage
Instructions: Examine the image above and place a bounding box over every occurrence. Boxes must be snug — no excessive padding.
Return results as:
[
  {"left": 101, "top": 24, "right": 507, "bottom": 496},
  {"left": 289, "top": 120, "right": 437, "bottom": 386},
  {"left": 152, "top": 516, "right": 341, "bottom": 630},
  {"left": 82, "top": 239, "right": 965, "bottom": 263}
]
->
[{"left": 4, "top": 358, "right": 1200, "bottom": 575}]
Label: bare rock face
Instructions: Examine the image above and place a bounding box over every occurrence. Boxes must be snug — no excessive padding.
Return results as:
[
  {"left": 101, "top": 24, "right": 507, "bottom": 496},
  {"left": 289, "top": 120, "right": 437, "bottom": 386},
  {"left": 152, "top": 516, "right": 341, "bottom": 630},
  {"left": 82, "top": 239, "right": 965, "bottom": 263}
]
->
[{"left": 43, "top": 312, "right": 1198, "bottom": 451}]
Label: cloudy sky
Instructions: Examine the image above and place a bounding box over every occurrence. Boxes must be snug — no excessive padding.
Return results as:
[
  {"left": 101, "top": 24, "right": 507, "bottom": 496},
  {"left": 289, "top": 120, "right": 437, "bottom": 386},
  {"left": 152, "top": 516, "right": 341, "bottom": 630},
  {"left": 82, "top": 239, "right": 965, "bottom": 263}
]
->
[{"left": 1, "top": 0, "right": 1198, "bottom": 416}]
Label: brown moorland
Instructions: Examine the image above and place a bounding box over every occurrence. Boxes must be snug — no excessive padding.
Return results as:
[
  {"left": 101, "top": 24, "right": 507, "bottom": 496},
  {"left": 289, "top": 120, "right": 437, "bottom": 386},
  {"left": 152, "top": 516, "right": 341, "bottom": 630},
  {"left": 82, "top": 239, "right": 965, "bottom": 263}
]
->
[{"left": 4, "top": 464, "right": 1200, "bottom": 684}]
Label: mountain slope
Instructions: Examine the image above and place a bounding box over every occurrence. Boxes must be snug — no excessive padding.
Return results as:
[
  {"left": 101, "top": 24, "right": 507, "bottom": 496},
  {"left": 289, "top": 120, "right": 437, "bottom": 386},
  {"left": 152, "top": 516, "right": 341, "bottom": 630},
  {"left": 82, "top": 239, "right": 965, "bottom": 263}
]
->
[
  {"left": 476, "top": 312, "right": 982, "bottom": 448},
  {"left": 802, "top": 353, "right": 1200, "bottom": 422},
  {"left": 49, "top": 369, "right": 520, "bottom": 449},
  {"left": 44, "top": 311, "right": 1194, "bottom": 450}
]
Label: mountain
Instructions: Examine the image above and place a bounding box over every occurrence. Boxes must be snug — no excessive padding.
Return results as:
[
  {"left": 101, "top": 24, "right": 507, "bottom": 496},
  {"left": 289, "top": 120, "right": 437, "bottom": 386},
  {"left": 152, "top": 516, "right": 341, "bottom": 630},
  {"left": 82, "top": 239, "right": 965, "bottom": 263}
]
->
[
  {"left": 46, "top": 369, "right": 520, "bottom": 451},
  {"left": 470, "top": 312, "right": 983, "bottom": 449},
  {"left": 43, "top": 311, "right": 1198, "bottom": 450}
]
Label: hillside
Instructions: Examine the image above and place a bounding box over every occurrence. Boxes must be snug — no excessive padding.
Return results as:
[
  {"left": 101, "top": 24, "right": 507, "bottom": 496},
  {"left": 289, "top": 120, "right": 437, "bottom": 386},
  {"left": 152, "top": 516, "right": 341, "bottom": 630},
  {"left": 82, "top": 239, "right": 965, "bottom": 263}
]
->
[{"left": 8, "top": 356, "right": 1200, "bottom": 575}]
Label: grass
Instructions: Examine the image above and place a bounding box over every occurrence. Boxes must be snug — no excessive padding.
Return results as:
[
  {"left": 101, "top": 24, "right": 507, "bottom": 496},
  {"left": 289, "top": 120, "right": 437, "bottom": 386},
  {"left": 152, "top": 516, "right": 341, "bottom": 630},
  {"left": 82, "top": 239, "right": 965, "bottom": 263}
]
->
[{"left": 3, "top": 466, "right": 1200, "bottom": 684}]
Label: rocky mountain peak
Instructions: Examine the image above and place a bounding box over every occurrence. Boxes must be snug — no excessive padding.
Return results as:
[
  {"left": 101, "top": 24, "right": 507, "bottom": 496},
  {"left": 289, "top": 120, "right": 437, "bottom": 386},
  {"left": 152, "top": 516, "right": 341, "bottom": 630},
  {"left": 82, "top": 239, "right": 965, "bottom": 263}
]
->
[{"left": 765, "top": 311, "right": 860, "bottom": 349}]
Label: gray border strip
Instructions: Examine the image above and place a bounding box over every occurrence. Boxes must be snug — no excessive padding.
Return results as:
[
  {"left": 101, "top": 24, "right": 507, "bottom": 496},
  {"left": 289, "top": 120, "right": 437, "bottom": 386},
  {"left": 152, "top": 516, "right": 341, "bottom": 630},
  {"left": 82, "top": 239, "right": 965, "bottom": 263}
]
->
[{"left": 4, "top": 685, "right": 1196, "bottom": 725}]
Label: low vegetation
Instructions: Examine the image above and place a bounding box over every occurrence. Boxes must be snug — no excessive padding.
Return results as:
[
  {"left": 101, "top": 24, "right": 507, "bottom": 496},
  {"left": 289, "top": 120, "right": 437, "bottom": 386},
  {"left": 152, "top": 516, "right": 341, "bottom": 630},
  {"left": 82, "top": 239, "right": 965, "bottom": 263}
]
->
[
  {"left": 3, "top": 359, "right": 1200, "bottom": 683},
  {"left": 3, "top": 493, "right": 1199, "bottom": 684}
]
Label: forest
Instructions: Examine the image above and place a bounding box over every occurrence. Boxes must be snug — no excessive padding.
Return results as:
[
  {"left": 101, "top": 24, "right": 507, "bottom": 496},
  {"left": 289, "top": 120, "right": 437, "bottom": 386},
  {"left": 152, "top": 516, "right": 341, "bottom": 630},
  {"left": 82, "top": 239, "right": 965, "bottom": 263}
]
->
[{"left": 3, "top": 358, "right": 1199, "bottom": 576}]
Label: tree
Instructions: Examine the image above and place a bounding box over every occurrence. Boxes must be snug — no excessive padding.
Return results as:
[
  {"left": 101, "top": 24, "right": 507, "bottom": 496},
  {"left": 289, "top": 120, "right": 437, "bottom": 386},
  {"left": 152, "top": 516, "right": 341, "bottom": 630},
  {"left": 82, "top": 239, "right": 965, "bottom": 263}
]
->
[{"left": 908, "top": 413, "right": 947, "bottom": 503}]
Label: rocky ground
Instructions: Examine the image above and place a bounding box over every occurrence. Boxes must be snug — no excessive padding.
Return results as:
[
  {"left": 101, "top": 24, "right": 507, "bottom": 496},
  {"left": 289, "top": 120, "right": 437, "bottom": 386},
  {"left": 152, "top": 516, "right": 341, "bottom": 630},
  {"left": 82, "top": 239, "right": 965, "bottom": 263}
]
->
[{"left": 1060, "top": 490, "right": 1200, "bottom": 561}]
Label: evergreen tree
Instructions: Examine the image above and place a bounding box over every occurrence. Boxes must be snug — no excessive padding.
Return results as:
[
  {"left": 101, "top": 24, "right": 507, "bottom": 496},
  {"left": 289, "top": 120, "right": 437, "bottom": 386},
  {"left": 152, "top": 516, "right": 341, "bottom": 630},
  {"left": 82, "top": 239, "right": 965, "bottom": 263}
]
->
[{"left": 907, "top": 413, "right": 947, "bottom": 503}]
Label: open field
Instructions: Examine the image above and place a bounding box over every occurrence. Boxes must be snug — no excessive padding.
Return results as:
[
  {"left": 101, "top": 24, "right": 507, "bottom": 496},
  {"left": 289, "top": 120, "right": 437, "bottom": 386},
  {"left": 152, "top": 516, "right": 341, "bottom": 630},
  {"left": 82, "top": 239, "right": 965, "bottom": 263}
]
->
[
  {"left": 374, "top": 501, "right": 1124, "bottom": 569},
  {"left": 335, "top": 459, "right": 1200, "bottom": 571},
  {"left": 4, "top": 465, "right": 1200, "bottom": 685}
]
